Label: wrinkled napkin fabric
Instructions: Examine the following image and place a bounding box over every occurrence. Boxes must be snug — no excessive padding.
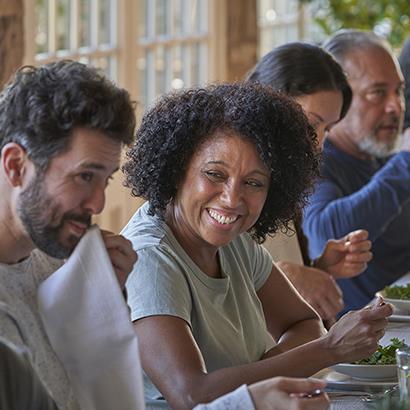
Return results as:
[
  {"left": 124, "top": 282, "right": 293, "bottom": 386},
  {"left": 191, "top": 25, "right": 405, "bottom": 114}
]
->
[{"left": 38, "top": 226, "right": 145, "bottom": 410}]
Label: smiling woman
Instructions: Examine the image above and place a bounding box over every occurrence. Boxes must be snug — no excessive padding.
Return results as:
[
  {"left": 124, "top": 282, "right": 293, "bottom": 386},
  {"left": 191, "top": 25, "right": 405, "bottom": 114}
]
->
[
  {"left": 167, "top": 132, "right": 271, "bottom": 264},
  {"left": 121, "top": 82, "right": 390, "bottom": 410},
  {"left": 123, "top": 83, "right": 319, "bottom": 242}
]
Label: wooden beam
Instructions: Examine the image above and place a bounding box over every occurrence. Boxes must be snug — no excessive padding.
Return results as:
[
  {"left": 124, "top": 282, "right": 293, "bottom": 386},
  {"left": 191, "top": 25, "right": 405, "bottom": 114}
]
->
[
  {"left": 225, "top": 0, "right": 257, "bottom": 82},
  {"left": 0, "top": 0, "right": 23, "bottom": 89}
]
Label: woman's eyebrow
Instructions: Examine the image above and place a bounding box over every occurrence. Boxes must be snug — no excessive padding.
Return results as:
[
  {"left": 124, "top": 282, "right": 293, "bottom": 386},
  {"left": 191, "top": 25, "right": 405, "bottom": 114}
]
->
[{"left": 206, "top": 160, "right": 269, "bottom": 178}]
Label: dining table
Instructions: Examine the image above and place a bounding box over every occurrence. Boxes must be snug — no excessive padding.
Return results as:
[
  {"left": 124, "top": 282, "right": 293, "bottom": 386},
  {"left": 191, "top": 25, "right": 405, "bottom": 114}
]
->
[{"left": 318, "top": 272, "right": 410, "bottom": 410}]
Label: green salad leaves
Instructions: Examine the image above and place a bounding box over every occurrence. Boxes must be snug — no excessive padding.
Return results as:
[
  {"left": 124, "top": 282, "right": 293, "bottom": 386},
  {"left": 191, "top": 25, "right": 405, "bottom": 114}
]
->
[
  {"left": 382, "top": 284, "right": 410, "bottom": 300},
  {"left": 355, "top": 338, "right": 407, "bottom": 365}
]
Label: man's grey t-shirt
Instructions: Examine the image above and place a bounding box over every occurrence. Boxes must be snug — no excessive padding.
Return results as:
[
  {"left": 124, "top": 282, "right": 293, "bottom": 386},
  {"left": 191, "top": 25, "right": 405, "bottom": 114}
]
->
[
  {"left": 0, "top": 333, "right": 58, "bottom": 410},
  {"left": 0, "top": 250, "right": 79, "bottom": 410},
  {"left": 123, "top": 203, "right": 276, "bottom": 406}
]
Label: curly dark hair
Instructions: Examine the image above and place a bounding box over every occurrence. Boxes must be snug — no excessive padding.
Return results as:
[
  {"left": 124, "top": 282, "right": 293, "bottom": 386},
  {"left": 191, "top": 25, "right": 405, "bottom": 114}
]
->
[
  {"left": 0, "top": 60, "right": 136, "bottom": 170},
  {"left": 123, "top": 82, "right": 320, "bottom": 243}
]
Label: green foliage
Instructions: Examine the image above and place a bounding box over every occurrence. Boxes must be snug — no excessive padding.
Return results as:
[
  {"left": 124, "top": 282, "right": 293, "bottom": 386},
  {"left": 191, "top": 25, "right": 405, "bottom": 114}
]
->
[
  {"left": 383, "top": 284, "right": 410, "bottom": 300},
  {"left": 299, "top": 0, "right": 410, "bottom": 48},
  {"left": 355, "top": 338, "right": 407, "bottom": 365}
]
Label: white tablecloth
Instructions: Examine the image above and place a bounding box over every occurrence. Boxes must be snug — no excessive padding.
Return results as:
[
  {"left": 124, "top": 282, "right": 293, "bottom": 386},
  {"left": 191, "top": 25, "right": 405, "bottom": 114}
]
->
[{"left": 330, "top": 397, "right": 367, "bottom": 410}]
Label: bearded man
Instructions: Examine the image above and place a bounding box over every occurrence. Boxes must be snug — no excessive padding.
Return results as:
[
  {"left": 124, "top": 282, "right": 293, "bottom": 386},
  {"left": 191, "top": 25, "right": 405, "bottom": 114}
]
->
[
  {"left": 303, "top": 30, "right": 410, "bottom": 314},
  {"left": 0, "top": 61, "right": 137, "bottom": 410}
]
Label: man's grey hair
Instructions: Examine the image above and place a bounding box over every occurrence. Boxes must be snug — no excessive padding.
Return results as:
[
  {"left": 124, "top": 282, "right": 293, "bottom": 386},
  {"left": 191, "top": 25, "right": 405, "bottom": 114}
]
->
[{"left": 323, "top": 29, "right": 392, "bottom": 66}]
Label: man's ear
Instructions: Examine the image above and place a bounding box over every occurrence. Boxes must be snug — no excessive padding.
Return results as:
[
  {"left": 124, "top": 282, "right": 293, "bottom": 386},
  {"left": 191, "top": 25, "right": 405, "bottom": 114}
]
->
[{"left": 1, "top": 143, "right": 30, "bottom": 187}]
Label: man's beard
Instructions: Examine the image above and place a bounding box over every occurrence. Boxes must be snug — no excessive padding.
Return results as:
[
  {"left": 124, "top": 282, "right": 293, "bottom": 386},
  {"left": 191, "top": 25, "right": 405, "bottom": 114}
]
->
[
  {"left": 358, "top": 133, "right": 398, "bottom": 158},
  {"left": 17, "top": 174, "right": 91, "bottom": 259}
]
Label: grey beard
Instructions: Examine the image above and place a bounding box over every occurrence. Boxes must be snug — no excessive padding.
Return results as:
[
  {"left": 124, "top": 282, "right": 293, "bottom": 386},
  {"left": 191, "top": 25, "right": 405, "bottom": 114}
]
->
[{"left": 357, "top": 135, "right": 398, "bottom": 158}]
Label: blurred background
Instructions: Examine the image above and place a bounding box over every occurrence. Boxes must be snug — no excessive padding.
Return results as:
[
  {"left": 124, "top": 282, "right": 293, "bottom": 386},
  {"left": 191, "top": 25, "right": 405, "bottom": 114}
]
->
[{"left": 1, "top": 0, "right": 409, "bottom": 232}]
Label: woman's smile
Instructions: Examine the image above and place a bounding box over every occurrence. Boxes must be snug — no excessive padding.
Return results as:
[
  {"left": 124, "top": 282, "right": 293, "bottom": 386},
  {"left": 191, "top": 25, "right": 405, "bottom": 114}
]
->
[
  {"left": 168, "top": 131, "right": 270, "bottom": 253},
  {"left": 206, "top": 208, "right": 240, "bottom": 225}
]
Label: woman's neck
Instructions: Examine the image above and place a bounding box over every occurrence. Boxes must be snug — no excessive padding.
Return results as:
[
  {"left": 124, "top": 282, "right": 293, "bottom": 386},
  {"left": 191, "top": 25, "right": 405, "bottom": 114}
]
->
[{"left": 165, "top": 207, "right": 222, "bottom": 278}]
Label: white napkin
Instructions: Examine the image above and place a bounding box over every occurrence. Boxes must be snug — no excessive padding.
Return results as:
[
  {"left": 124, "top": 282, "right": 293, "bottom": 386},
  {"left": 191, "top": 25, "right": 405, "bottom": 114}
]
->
[{"left": 38, "top": 226, "right": 145, "bottom": 410}]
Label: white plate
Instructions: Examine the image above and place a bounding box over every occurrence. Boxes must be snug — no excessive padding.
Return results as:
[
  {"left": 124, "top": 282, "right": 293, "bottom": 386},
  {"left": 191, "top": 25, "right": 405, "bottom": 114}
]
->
[
  {"left": 315, "top": 368, "right": 397, "bottom": 392},
  {"left": 376, "top": 291, "right": 410, "bottom": 314},
  {"left": 332, "top": 363, "right": 397, "bottom": 381},
  {"left": 389, "top": 314, "right": 410, "bottom": 322}
]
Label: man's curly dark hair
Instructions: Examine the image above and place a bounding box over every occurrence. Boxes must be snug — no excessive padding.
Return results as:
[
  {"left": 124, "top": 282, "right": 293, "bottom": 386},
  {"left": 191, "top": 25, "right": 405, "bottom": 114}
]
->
[
  {"left": 123, "top": 82, "right": 320, "bottom": 243},
  {"left": 0, "top": 60, "right": 136, "bottom": 170}
]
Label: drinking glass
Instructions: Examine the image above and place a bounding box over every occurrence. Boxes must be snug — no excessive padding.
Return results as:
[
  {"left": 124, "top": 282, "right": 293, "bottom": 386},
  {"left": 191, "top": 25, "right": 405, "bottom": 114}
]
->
[{"left": 396, "top": 346, "right": 410, "bottom": 402}]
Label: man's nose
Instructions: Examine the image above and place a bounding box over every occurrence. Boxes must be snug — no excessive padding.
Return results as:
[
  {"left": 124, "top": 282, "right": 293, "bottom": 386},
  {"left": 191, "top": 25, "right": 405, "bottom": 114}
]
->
[
  {"left": 385, "top": 92, "right": 403, "bottom": 116},
  {"left": 82, "top": 186, "right": 106, "bottom": 215}
]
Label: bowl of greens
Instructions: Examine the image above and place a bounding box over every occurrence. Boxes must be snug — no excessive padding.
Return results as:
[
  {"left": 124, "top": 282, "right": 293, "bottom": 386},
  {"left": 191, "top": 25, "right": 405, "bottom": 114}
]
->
[
  {"left": 332, "top": 338, "right": 406, "bottom": 381},
  {"left": 377, "top": 284, "right": 410, "bottom": 313}
]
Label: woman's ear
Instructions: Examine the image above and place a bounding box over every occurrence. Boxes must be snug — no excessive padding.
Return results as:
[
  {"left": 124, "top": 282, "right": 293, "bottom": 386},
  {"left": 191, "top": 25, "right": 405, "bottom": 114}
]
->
[{"left": 1, "top": 143, "right": 29, "bottom": 187}]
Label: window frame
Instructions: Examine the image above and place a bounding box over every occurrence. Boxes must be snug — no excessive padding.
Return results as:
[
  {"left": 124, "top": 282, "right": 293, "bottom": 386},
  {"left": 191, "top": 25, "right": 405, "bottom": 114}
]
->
[
  {"left": 257, "top": 0, "right": 310, "bottom": 58},
  {"left": 23, "top": 0, "right": 227, "bottom": 232}
]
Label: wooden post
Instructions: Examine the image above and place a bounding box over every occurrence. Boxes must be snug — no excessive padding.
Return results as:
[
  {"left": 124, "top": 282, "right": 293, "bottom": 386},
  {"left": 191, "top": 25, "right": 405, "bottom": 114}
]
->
[
  {"left": 0, "top": 0, "right": 24, "bottom": 89},
  {"left": 225, "top": 0, "right": 258, "bottom": 82}
]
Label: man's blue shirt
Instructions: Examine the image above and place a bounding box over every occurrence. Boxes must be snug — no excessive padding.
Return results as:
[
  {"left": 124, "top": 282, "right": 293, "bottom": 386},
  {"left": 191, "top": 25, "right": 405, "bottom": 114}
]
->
[{"left": 303, "top": 139, "right": 410, "bottom": 313}]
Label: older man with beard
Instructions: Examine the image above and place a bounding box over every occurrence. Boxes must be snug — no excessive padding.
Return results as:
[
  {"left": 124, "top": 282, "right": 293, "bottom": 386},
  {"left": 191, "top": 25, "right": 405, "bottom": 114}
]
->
[
  {"left": 0, "top": 61, "right": 138, "bottom": 410},
  {"left": 303, "top": 30, "right": 410, "bottom": 314}
]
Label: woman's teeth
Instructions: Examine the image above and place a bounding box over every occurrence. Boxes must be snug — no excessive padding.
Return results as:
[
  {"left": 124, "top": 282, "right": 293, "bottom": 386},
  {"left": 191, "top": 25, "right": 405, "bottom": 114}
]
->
[{"left": 208, "top": 209, "right": 238, "bottom": 224}]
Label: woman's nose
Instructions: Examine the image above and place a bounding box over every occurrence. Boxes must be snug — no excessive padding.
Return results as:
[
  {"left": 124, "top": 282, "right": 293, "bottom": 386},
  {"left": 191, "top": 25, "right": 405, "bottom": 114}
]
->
[{"left": 220, "top": 182, "right": 242, "bottom": 207}]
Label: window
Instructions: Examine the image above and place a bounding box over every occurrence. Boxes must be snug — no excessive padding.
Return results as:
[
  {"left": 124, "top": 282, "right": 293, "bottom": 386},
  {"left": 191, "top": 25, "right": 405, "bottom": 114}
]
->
[
  {"left": 33, "top": 0, "right": 118, "bottom": 79},
  {"left": 27, "top": 0, "right": 214, "bottom": 113},
  {"left": 137, "top": 0, "right": 209, "bottom": 111},
  {"left": 257, "top": 0, "right": 320, "bottom": 58},
  {"left": 24, "top": 0, "right": 221, "bottom": 232}
]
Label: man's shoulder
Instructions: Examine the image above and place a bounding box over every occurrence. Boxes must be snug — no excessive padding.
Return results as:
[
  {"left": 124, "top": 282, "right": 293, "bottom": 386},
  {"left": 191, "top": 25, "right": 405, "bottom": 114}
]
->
[
  {"left": 0, "top": 286, "right": 13, "bottom": 306},
  {"left": 321, "top": 139, "right": 363, "bottom": 178},
  {"left": 0, "top": 252, "right": 62, "bottom": 304},
  {"left": 31, "top": 250, "right": 64, "bottom": 281},
  {"left": 322, "top": 139, "right": 353, "bottom": 164},
  {"left": 0, "top": 293, "right": 29, "bottom": 349}
]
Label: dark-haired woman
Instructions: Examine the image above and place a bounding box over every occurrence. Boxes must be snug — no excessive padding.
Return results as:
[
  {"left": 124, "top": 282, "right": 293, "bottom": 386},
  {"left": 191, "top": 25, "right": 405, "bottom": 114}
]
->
[
  {"left": 122, "top": 83, "right": 391, "bottom": 409},
  {"left": 247, "top": 43, "right": 372, "bottom": 321}
]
